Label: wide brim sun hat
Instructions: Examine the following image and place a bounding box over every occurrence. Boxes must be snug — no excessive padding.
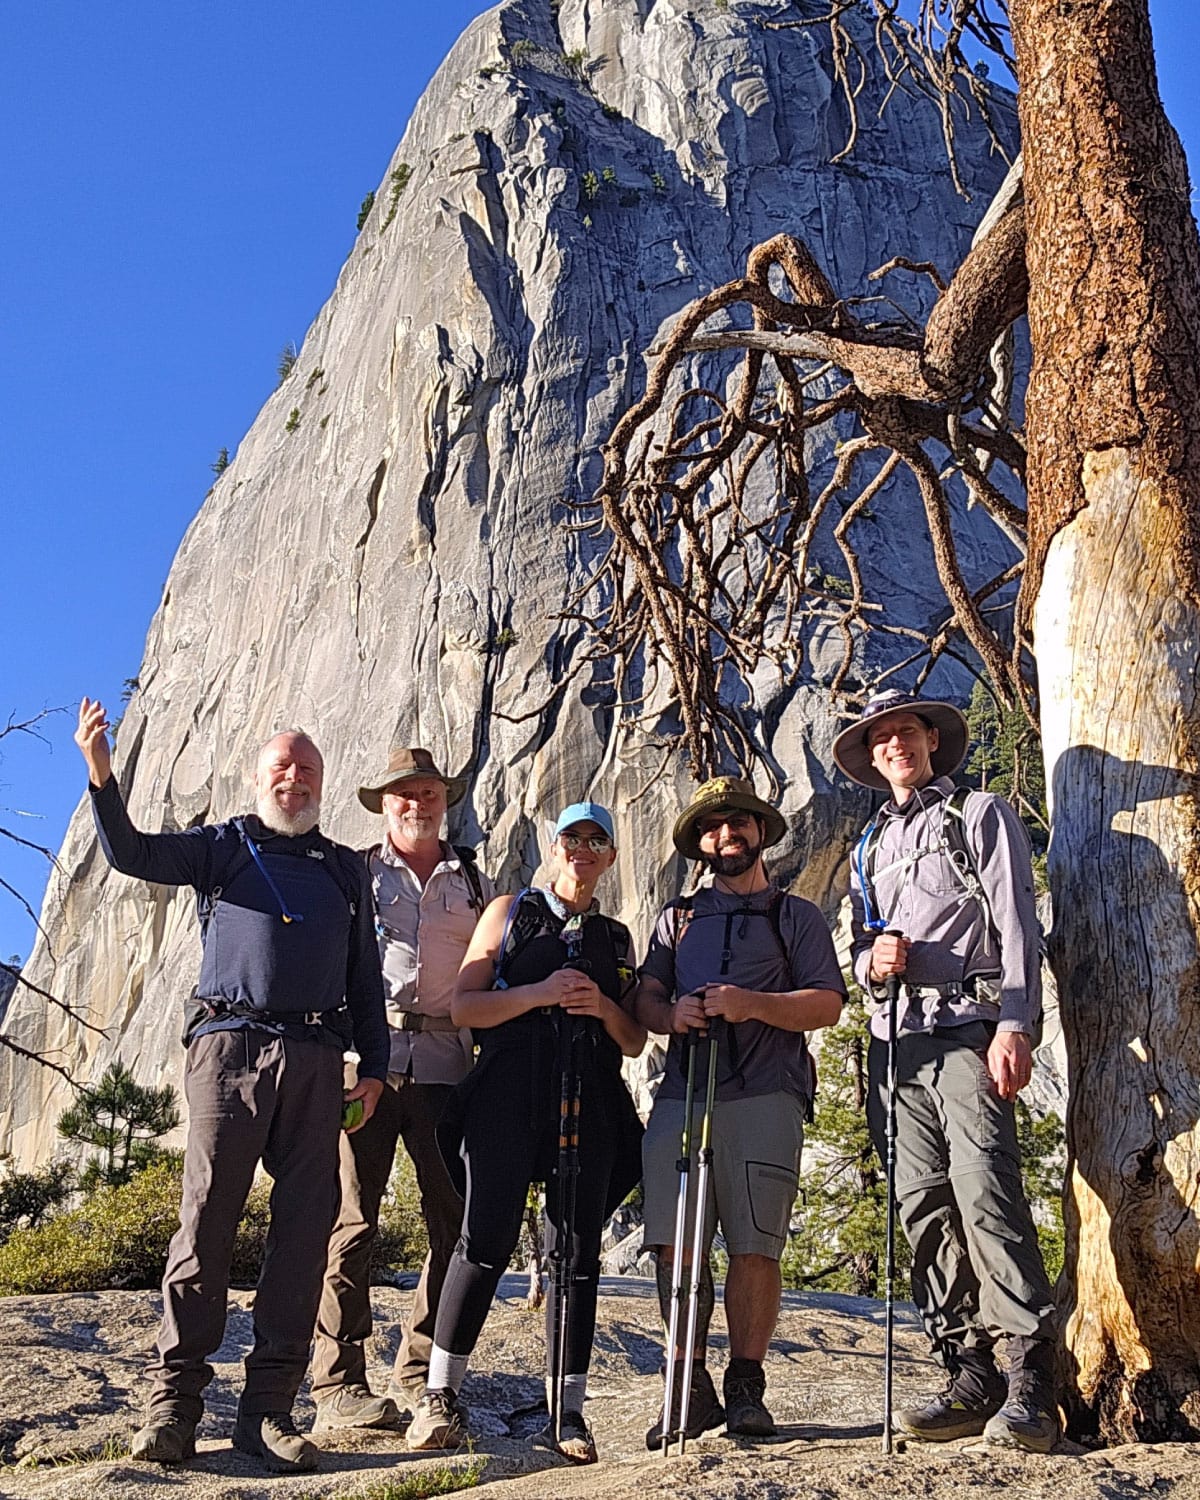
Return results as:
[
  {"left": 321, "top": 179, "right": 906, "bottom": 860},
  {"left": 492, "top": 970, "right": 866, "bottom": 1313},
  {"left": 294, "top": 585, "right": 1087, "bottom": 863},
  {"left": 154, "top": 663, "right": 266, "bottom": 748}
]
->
[
  {"left": 357, "top": 747, "right": 468, "bottom": 813},
  {"left": 831, "top": 690, "right": 969, "bottom": 792},
  {"left": 672, "top": 776, "right": 787, "bottom": 861}
]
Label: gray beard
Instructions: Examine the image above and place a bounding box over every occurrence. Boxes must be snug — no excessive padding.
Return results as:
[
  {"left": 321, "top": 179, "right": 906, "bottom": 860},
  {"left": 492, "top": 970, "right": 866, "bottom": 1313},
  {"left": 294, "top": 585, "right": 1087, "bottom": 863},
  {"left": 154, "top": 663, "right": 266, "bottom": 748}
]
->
[{"left": 256, "top": 793, "right": 321, "bottom": 837}]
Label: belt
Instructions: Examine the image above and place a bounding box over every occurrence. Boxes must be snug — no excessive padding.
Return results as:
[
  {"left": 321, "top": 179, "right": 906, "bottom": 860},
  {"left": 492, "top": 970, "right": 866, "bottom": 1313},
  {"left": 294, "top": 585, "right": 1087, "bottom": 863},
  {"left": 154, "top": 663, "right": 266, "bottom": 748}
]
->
[
  {"left": 394, "top": 1011, "right": 460, "bottom": 1033},
  {"left": 902, "top": 974, "right": 999, "bottom": 1001},
  {"left": 198, "top": 1000, "right": 346, "bottom": 1028}
]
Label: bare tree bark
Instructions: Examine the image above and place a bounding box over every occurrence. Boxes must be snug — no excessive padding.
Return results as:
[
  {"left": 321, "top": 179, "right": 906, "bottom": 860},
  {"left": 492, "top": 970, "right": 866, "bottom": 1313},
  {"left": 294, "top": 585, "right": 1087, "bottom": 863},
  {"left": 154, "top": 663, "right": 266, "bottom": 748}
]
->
[{"left": 1013, "top": 0, "right": 1200, "bottom": 1442}]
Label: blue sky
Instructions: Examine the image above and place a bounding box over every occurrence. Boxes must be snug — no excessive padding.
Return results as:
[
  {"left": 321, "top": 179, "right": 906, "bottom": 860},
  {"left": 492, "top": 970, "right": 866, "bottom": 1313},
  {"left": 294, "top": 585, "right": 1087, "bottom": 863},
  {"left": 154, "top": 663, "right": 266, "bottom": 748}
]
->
[{"left": 1, "top": 1, "right": 1196, "bottom": 961}]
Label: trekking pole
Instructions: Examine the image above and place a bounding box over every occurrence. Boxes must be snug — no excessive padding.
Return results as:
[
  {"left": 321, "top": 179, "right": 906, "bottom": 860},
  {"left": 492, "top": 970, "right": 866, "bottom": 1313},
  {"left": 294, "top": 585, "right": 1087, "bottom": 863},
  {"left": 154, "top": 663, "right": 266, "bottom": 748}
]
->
[
  {"left": 677, "top": 1019, "right": 721, "bottom": 1456},
  {"left": 882, "top": 967, "right": 901, "bottom": 1455},
  {"left": 660, "top": 1027, "right": 700, "bottom": 1455},
  {"left": 548, "top": 1014, "right": 583, "bottom": 1447}
]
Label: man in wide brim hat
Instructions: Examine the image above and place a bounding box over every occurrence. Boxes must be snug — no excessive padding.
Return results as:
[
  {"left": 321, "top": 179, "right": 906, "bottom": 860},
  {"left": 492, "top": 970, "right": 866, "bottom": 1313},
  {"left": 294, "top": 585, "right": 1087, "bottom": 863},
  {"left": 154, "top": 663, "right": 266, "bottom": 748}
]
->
[
  {"left": 832, "top": 690, "right": 969, "bottom": 793},
  {"left": 672, "top": 776, "right": 787, "bottom": 861},
  {"left": 358, "top": 748, "right": 468, "bottom": 814}
]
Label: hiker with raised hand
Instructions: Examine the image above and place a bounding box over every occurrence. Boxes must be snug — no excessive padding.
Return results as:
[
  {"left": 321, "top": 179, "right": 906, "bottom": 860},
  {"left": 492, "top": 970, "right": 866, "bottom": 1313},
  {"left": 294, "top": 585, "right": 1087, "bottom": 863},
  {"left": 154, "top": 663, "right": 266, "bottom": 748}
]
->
[
  {"left": 311, "top": 748, "right": 495, "bottom": 1435},
  {"left": 405, "top": 802, "right": 645, "bottom": 1465},
  {"left": 73, "top": 697, "right": 388, "bottom": 1476},
  {"left": 635, "top": 777, "right": 845, "bottom": 1446},
  {"left": 835, "top": 689, "right": 1059, "bottom": 1453}
]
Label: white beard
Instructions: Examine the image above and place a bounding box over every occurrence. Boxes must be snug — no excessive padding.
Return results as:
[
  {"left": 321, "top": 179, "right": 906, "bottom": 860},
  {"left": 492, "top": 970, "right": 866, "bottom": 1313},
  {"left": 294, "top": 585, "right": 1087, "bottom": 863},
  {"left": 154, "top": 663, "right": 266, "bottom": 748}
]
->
[{"left": 256, "top": 791, "right": 321, "bottom": 836}]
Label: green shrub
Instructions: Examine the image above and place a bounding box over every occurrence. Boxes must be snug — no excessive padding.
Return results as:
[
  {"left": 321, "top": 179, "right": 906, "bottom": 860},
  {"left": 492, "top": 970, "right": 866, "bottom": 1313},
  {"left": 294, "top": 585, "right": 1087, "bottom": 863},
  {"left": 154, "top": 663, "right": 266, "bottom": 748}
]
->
[
  {"left": 285, "top": 407, "right": 301, "bottom": 434},
  {"left": 381, "top": 164, "right": 413, "bottom": 229},
  {"left": 0, "top": 1162, "right": 274, "bottom": 1295},
  {"left": 374, "top": 1153, "right": 430, "bottom": 1275},
  {"left": 357, "top": 190, "right": 376, "bottom": 231}
]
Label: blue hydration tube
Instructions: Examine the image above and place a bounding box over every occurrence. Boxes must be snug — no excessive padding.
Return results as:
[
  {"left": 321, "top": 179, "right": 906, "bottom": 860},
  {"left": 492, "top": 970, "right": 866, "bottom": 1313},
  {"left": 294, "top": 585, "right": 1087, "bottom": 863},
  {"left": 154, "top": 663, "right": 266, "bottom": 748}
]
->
[{"left": 244, "top": 837, "right": 305, "bottom": 924}]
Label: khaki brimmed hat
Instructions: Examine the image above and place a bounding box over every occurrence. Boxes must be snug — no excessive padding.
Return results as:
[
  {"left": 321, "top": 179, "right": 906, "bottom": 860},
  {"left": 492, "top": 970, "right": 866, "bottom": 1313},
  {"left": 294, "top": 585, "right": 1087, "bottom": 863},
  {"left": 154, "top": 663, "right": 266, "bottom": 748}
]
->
[
  {"left": 672, "top": 775, "right": 786, "bottom": 861},
  {"left": 832, "top": 689, "right": 969, "bottom": 791},
  {"left": 357, "top": 747, "right": 468, "bottom": 814}
]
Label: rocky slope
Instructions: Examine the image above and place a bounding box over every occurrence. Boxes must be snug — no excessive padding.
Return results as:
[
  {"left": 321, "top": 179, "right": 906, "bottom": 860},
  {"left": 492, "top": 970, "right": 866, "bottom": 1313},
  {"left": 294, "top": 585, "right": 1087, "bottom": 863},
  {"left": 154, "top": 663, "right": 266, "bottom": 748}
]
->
[
  {"left": 1, "top": 0, "right": 1019, "bottom": 1163},
  {"left": 1, "top": 1279, "right": 1195, "bottom": 1499}
]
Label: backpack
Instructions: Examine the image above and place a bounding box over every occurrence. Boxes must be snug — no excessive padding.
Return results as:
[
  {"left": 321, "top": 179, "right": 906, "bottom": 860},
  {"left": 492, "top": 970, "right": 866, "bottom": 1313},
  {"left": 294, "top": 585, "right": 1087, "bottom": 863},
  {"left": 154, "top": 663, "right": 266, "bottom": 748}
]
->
[
  {"left": 360, "top": 841, "right": 487, "bottom": 914},
  {"left": 854, "top": 786, "right": 989, "bottom": 936},
  {"left": 198, "top": 817, "right": 361, "bottom": 935},
  {"left": 494, "top": 889, "right": 634, "bottom": 996},
  {"left": 669, "top": 889, "right": 817, "bottom": 1117},
  {"left": 854, "top": 786, "right": 1046, "bottom": 1044}
]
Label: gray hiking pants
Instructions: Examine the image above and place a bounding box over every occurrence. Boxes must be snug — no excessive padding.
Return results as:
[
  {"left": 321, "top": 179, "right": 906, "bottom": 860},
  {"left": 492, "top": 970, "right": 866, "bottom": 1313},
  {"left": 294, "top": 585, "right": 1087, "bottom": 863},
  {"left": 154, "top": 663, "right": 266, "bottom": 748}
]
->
[
  {"left": 147, "top": 1026, "right": 344, "bottom": 1423},
  {"left": 311, "top": 1072, "right": 461, "bottom": 1396},
  {"left": 867, "top": 1022, "right": 1057, "bottom": 1366}
]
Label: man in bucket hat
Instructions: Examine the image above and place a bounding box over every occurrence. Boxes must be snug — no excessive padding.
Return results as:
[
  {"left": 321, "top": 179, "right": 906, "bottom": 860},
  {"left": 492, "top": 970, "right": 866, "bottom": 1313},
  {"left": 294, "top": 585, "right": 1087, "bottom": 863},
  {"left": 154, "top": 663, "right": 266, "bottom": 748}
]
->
[
  {"left": 635, "top": 776, "right": 845, "bottom": 1444},
  {"left": 312, "top": 748, "right": 494, "bottom": 1431},
  {"left": 834, "top": 689, "right": 1059, "bottom": 1452}
]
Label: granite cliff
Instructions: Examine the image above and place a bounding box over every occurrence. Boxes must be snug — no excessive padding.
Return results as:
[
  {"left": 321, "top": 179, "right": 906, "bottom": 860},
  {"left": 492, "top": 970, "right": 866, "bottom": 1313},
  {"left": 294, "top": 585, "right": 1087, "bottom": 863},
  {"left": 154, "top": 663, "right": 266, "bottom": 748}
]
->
[{"left": 1, "top": 0, "right": 1018, "bottom": 1163}]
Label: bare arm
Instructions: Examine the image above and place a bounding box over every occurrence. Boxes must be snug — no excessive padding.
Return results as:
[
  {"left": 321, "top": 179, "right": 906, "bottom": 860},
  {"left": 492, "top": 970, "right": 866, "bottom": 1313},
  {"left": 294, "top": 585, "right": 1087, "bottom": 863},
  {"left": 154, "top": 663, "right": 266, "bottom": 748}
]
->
[
  {"left": 634, "top": 974, "right": 709, "bottom": 1036},
  {"left": 702, "top": 984, "right": 843, "bottom": 1032}
]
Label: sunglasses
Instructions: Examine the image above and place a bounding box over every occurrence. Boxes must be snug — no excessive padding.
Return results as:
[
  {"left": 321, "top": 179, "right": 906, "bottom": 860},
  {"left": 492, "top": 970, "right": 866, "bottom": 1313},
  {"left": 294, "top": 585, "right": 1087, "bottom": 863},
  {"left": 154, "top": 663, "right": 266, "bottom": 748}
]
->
[
  {"left": 559, "top": 832, "right": 613, "bottom": 853},
  {"left": 697, "top": 811, "right": 755, "bottom": 837}
]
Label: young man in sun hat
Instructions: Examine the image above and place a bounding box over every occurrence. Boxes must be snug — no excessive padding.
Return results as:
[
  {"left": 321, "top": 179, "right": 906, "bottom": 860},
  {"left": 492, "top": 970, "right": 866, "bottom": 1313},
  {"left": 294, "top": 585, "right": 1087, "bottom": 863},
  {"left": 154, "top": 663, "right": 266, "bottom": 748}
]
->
[
  {"left": 834, "top": 688, "right": 1059, "bottom": 1453},
  {"left": 635, "top": 775, "right": 845, "bottom": 1444}
]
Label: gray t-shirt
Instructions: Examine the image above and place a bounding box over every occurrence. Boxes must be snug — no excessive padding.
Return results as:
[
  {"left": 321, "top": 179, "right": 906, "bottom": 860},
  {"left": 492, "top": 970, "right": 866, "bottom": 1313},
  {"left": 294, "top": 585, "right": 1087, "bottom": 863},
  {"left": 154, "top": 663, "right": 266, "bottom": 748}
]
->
[{"left": 641, "top": 884, "right": 846, "bottom": 1103}]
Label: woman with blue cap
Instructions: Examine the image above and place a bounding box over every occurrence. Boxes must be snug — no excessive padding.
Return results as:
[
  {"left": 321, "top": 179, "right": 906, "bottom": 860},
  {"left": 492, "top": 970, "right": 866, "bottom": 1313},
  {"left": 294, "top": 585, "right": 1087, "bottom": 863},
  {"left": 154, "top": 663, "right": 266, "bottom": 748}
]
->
[{"left": 405, "top": 801, "right": 646, "bottom": 1464}]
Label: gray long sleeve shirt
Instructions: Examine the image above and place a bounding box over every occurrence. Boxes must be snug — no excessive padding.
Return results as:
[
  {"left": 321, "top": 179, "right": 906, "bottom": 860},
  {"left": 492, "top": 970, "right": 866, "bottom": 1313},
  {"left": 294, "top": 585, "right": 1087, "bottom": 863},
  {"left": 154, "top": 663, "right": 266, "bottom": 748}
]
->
[{"left": 848, "top": 777, "right": 1041, "bottom": 1040}]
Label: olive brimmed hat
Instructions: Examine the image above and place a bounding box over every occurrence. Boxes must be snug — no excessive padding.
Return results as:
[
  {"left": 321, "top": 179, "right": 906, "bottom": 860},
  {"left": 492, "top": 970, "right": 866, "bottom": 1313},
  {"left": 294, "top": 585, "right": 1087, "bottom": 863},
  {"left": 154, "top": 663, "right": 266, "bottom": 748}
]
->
[
  {"left": 357, "top": 747, "right": 468, "bottom": 813},
  {"left": 832, "top": 689, "right": 969, "bottom": 792},
  {"left": 673, "top": 775, "right": 787, "bottom": 861}
]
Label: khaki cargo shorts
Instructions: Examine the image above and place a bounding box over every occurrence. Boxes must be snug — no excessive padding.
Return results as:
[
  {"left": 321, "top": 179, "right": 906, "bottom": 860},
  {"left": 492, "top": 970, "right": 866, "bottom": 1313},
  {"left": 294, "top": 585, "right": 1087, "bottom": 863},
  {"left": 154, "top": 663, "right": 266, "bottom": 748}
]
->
[{"left": 641, "top": 1090, "right": 805, "bottom": 1260}]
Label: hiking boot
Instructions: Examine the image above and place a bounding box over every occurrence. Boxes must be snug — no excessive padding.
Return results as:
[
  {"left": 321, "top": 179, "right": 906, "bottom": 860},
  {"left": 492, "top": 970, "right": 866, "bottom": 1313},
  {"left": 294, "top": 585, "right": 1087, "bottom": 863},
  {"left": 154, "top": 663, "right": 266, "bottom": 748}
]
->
[
  {"left": 532, "top": 1409, "right": 598, "bottom": 1464},
  {"left": 645, "top": 1361, "right": 725, "bottom": 1449},
  {"left": 894, "top": 1348, "right": 1007, "bottom": 1442},
  {"left": 984, "top": 1340, "right": 1060, "bottom": 1453},
  {"left": 386, "top": 1376, "right": 427, "bottom": 1423},
  {"left": 723, "top": 1358, "right": 777, "bottom": 1438},
  {"left": 232, "top": 1411, "right": 319, "bottom": 1474},
  {"left": 130, "top": 1417, "right": 196, "bottom": 1464},
  {"left": 406, "top": 1388, "right": 467, "bottom": 1451},
  {"left": 311, "top": 1383, "right": 402, "bottom": 1432}
]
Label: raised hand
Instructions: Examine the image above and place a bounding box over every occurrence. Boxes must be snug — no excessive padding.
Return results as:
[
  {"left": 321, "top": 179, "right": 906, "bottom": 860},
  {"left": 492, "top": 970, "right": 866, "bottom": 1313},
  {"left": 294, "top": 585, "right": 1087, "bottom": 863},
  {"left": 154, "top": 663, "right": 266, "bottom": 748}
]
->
[{"left": 75, "top": 697, "right": 112, "bottom": 788}]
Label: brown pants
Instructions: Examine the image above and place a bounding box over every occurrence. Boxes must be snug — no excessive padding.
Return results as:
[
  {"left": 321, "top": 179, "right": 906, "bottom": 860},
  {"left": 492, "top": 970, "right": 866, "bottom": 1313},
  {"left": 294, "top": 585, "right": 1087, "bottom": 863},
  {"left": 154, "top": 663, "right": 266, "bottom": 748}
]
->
[
  {"left": 311, "top": 1073, "right": 461, "bottom": 1396},
  {"left": 147, "top": 1026, "right": 344, "bottom": 1423}
]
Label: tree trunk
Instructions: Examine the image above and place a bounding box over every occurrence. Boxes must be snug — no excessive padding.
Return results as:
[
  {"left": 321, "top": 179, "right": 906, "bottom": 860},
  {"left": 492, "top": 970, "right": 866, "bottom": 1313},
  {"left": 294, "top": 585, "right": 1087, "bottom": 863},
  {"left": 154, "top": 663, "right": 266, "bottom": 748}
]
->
[{"left": 1013, "top": 0, "right": 1200, "bottom": 1441}]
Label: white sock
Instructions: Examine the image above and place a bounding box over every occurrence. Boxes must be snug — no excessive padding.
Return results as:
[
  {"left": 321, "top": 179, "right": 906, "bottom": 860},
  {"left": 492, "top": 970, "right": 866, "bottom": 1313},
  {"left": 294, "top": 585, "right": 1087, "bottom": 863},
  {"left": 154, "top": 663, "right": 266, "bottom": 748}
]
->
[
  {"left": 427, "top": 1345, "right": 468, "bottom": 1395},
  {"left": 546, "top": 1372, "right": 588, "bottom": 1415}
]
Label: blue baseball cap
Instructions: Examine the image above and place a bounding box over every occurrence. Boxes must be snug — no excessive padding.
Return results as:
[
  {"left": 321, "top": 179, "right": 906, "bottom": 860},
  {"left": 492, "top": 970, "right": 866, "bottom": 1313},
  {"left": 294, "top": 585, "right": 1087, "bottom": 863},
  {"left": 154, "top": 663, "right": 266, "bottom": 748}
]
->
[{"left": 553, "top": 801, "right": 615, "bottom": 842}]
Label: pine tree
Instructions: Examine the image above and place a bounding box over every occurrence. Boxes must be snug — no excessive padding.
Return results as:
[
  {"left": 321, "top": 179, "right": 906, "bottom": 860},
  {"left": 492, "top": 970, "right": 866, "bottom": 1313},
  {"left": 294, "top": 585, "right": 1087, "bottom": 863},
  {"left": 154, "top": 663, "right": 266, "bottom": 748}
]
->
[
  {"left": 783, "top": 996, "right": 910, "bottom": 1298},
  {"left": 56, "top": 1061, "right": 180, "bottom": 1191}
]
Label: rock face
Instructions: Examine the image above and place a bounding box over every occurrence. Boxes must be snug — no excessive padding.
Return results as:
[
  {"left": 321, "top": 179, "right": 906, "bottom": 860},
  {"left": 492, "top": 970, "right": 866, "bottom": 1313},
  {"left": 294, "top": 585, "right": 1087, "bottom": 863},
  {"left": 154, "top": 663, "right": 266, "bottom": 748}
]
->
[{"left": 1, "top": 0, "right": 1018, "bottom": 1163}]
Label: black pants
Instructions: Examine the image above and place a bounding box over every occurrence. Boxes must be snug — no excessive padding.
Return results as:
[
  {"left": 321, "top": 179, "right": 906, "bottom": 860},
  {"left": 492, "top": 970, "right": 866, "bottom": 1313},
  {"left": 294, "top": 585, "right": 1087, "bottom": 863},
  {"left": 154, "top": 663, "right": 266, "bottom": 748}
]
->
[{"left": 433, "top": 1084, "right": 618, "bottom": 1381}]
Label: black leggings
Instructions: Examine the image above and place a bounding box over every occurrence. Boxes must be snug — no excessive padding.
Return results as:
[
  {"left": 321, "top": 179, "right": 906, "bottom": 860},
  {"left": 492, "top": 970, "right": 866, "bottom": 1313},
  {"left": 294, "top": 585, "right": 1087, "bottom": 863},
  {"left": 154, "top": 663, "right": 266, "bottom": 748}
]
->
[{"left": 433, "top": 1096, "right": 617, "bottom": 1379}]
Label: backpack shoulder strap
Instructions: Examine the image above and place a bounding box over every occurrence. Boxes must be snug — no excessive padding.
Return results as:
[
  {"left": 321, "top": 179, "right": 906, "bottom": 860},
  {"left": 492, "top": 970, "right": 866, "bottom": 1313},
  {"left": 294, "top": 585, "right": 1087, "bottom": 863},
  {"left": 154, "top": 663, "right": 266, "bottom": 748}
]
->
[
  {"left": 451, "top": 843, "right": 487, "bottom": 914},
  {"left": 494, "top": 888, "right": 558, "bottom": 986},
  {"left": 852, "top": 814, "right": 888, "bottom": 931},
  {"left": 938, "top": 787, "right": 993, "bottom": 935},
  {"left": 320, "top": 839, "right": 362, "bottom": 918},
  {"left": 198, "top": 819, "right": 255, "bottom": 928},
  {"left": 670, "top": 895, "right": 696, "bottom": 949}
]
